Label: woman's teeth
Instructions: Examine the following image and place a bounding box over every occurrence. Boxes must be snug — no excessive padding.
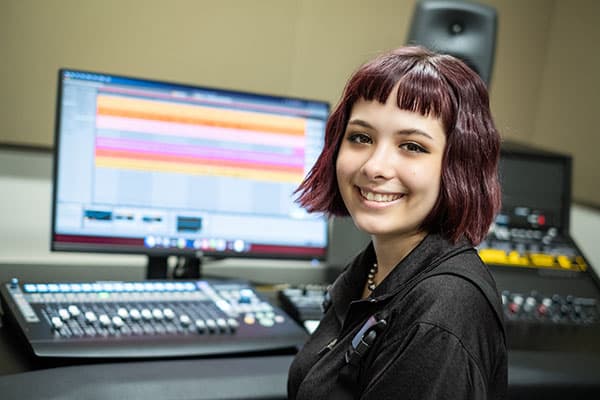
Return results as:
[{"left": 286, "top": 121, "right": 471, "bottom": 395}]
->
[{"left": 360, "top": 189, "right": 402, "bottom": 202}]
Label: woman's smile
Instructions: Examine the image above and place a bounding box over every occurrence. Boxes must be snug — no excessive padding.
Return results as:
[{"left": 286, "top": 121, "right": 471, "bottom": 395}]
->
[{"left": 358, "top": 187, "right": 405, "bottom": 205}]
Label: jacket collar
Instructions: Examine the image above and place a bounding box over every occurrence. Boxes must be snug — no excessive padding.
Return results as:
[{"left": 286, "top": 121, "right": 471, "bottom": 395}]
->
[{"left": 328, "top": 233, "right": 473, "bottom": 326}]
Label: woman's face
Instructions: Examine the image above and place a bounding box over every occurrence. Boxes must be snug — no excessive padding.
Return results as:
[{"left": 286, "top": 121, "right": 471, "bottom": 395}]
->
[{"left": 335, "top": 89, "right": 446, "bottom": 243}]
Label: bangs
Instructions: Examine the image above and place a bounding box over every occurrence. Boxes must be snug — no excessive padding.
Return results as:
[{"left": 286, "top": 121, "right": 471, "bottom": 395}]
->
[{"left": 348, "top": 56, "right": 457, "bottom": 131}]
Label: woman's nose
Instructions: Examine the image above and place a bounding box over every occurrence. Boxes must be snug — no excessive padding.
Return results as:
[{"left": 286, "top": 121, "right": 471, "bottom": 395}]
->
[{"left": 360, "top": 146, "right": 395, "bottom": 180}]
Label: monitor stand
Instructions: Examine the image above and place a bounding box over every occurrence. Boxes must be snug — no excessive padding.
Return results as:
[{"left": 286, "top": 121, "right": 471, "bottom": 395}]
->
[{"left": 146, "top": 255, "right": 202, "bottom": 280}]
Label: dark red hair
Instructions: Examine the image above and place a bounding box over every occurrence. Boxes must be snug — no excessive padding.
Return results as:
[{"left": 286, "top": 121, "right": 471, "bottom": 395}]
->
[{"left": 295, "top": 46, "right": 501, "bottom": 245}]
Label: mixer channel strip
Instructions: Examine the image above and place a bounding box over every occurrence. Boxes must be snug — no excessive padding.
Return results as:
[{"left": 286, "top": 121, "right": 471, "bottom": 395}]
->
[{"left": 0, "top": 279, "right": 308, "bottom": 359}]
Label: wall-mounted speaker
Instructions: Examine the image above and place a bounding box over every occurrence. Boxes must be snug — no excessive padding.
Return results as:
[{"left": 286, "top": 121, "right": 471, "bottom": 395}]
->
[{"left": 407, "top": 0, "right": 497, "bottom": 86}]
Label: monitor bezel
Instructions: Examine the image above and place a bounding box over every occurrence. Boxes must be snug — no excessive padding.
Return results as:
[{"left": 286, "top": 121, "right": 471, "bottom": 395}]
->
[{"left": 498, "top": 141, "right": 572, "bottom": 234}]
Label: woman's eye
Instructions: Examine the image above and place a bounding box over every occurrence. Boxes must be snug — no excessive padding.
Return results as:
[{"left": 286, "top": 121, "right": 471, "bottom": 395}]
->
[
  {"left": 347, "top": 133, "right": 372, "bottom": 144},
  {"left": 401, "top": 142, "right": 427, "bottom": 153}
]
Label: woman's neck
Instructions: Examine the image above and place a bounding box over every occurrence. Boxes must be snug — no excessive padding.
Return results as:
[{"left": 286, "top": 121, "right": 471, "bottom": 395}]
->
[{"left": 372, "top": 231, "right": 427, "bottom": 278}]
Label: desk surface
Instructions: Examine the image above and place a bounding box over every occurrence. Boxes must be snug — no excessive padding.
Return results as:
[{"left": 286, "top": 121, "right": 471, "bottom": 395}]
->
[
  {"left": 0, "top": 354, "right": 294, "bottom": 400},
  {"left": 3, "top": 317, "right": 600, "bottom": 400}
]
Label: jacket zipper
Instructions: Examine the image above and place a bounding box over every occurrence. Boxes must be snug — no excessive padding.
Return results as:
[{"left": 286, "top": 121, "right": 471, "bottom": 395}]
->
[{"left": 317, "top": 337, "right": 338, "bottom": 356}]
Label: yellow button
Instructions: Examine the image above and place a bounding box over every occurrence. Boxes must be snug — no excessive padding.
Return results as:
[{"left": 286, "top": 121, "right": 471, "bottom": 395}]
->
[
  {"left": 575, "top": 256, "right": 588, "bottom": 271},
  {"left": 529, "top": 253, "right": 555, "bottom": 267},
  {"left": 557, "top": 255, "right": 572, "bottom": 269},
  {"left": 479, "top": 249, "right": 508, "bottom": 264},
  {"left": 508, "top": 251, "right": 529, "bottom": 266}
]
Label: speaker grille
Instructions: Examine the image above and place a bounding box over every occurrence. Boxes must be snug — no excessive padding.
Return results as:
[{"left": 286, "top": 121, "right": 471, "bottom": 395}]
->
[{"left": 407, "top": 0, "right": 497, "bottom": 86}]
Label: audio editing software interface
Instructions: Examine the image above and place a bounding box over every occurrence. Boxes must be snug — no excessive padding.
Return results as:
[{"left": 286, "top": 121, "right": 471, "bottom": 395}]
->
[{"left": 52, "top": 70, "right": 329, "bottom": 258}]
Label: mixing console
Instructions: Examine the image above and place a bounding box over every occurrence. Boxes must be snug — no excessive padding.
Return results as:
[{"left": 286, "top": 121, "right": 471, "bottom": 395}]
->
[{"left": 0, "top": 278, "right": 308, "bottom": 359}]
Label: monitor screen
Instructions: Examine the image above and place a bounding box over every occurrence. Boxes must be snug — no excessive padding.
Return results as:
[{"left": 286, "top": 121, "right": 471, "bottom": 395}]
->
[
  {"left": 51, "top": 69, "right": 329, "bottom": 261},
  {"left": 495, "top": 146, "right": 571, "bottom": 232}
]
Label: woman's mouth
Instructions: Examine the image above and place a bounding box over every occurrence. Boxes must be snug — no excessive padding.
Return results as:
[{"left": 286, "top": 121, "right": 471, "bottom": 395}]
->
[{"left": 359, "top": 188, "right": 404, "bottom": 203}]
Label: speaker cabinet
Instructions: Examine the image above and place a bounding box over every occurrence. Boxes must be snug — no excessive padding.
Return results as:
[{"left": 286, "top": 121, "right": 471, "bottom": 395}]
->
[{"left": 407, "top": 0, "right": 497, "bottom": 86}]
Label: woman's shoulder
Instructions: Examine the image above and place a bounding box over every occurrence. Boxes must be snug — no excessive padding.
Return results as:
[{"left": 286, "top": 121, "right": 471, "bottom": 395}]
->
[
  {"left": 391, "top": 268, "right": 504, "bottom": 346},
  {"left": 384, "top": 272, "right": 505, "bottom": 372},
  {"left": 410, "top": 271, "right": 496, "bottom": 313}
]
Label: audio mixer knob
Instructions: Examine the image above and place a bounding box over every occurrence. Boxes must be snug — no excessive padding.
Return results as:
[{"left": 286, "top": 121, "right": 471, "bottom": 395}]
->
[
  {"left": 179, "top": 314, "right": 191, "bottom": 326},
  {"left": 112, "top": 316, "right": 125, "bottom": 329},
  {"left": 560, "top": 304, "right": 571, "bottom": 316},
  {"left": 85, "top": 311, "right": 97, "bottom": 323},
  {"left": 99, "top": 314, "right": 111, "bottom": 327},
  {"left": 141, "top": 309, "right": 153, "bottom": 321},
  {"left": 163, "top": 308, "right": 175, "bottom": 320},
  {"left": 117, "top": 308, "right": 129, "bottom": 319},
  {"left": 58, "top": 308, "right": 70, "bottom": 321},
  {"left": 68, "top": 305, "right": 81, "bottom": 317},
  {"left": 227, "top": 318, "right": 239, "bottom": 331},
  {"left": 51, "top": 316, "right": 64, "bottom": 330},
  {"left": 205, "top": 319, "right": 217, "bottom": 332},
  {"left": 513, "top": 295, "right": 524, "bottom": 306},
  {"left": 523, "top": 297, "right": 537, "bottom": 313},
  {"left": 542, "top": 298, "right": 552, "bottom": 307},
  {"left": 129, "top": 308, "right": 141, "bottom": 321},
  {"left": 216, "top": 318, "right": 228, "bottom": 332},
  {"left": 195, "top": 319, "right": 206, "bottom": 333},
  {"left": 152, "top": 308, "right": 164, "bottom": 320}
]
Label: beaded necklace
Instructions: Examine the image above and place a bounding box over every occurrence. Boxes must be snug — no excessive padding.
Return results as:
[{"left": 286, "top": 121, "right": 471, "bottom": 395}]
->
[{"left": 367, "top": 263, "right": 378, "bottom": 292}]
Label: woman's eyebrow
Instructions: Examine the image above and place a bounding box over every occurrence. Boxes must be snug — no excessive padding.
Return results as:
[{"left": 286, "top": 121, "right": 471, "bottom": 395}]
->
[
  {"left": 347, "top": 118, "right": 374, "bottom": 129},
  {"left": 348, "top": 118, "right": 434, "bottom": 140},
  {"left": 395, "top": 129, "right": 434, "bottom": 140}
]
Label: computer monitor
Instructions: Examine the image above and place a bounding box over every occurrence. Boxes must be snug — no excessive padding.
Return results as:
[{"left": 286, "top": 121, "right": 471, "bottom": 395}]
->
[
  {"left": 495, "top": 143, "right": 572, "bottom": 234},
  {"left": 51, "top": 69, "right": 329, "bottom": 278}
]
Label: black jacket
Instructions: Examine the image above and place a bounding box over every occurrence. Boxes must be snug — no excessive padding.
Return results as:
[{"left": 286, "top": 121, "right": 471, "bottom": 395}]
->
[{"left": 288, "top": 234, "right": 507, "bottom": 399}]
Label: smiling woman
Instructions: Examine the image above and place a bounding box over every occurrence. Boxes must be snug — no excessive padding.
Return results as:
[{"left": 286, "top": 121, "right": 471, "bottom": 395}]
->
[{"left": 289, "top": 46, "right": 507, "bottom": 399}]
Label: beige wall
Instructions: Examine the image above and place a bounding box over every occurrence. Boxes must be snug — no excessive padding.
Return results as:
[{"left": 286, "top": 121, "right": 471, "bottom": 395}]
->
[
  {"left": 532, "top": 0, "right": 600, "bottom": 207},
  {"left": 0, "top": 0, "right": 597, "bottom": 205}
]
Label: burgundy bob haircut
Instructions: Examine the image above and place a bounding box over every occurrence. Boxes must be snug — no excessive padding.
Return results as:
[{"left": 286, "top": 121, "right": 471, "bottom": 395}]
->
[{"left": 295, "top": 46, "right": 501, "bottom": 245}]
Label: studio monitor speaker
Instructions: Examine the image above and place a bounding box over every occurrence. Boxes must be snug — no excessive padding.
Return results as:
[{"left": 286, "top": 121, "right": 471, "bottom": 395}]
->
[{"left": 407, "top": 0, "right": 497, "bottom": 86}]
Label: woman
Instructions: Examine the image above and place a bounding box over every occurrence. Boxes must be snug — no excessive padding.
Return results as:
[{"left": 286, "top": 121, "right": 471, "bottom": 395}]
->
[{"left": 288, "top": 46, "right": 507, "bottom": 399}]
